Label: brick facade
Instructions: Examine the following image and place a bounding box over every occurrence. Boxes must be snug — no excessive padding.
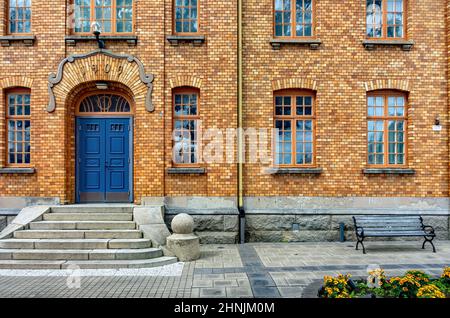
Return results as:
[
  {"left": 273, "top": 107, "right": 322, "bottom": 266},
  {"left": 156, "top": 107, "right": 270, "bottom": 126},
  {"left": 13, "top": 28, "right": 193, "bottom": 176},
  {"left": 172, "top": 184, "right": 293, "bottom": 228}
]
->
[{"left": 0, "top": 1, "right": 449, "bottom": 242}]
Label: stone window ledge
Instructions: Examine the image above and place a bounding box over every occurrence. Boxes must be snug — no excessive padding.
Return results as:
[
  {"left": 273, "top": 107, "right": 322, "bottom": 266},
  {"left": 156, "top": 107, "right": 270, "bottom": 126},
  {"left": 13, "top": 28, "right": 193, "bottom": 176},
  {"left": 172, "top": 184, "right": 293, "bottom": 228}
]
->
[
  {"left": 0, "top": 167, "right": 36, "bottom": 174},
  {"left": 0, "top": 35, "right": 36, "bottom": 47},
  {"left": 266, "top": 167, "right": 323, "bottom": 174},
  {"left": 362, "top": 39, "right": 414, "bottom": 51},
  {"left": 270, "top": 38, "right": 322, "bottom": 50},
  {"left": 166, "top": 35, "right": 206, "bottom": 46},
  {"left": 363, "top": 168, "right": 415, "bottom": 175},
  {"left": 65, "top": 35, "right": 138, "bottom": 46},
  {"left": 167, "top": 167, "right": 206, "bottom": 174}
]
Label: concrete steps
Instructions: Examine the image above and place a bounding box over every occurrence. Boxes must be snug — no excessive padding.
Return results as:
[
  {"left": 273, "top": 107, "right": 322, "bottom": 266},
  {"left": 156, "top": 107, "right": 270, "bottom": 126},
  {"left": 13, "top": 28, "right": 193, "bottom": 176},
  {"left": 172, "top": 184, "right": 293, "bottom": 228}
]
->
[
  {"left": 0, "top": 248, "right": 163, "bottom": 260},
  {"left": 0, "top": 205, "right": 178, "bottom": 269},
  {"left": 29, "top": 221, "right": 136, "bottom": 230},
  {"left": 0, "top": 257, "right": 178, "bottom": 269},
  {"left": 0, "top": 238, "right": 152, "bottom": 249},
  {"left": 14, "top": 230, "right": 143, "bottom": 239},
  {"left": 43, "top": 213, "right": 133, "bottom": 221},
  {"left": 50, "top": 206, "right": 133, "bottom": 214}
]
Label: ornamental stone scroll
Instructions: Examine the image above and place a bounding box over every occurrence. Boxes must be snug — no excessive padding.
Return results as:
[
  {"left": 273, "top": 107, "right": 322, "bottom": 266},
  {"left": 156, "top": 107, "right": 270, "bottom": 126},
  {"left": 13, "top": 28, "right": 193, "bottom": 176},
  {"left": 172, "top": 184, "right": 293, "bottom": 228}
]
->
[{"left": 47, "top": 49, "right": 155, "bottom": 113}]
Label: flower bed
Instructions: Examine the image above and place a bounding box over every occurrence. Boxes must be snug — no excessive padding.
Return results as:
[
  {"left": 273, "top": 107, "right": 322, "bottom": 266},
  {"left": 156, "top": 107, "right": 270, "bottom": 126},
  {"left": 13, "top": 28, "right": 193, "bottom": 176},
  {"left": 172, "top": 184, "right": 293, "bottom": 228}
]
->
[{"left": 318, "top": 267, "right": 450, "bottom": 298}]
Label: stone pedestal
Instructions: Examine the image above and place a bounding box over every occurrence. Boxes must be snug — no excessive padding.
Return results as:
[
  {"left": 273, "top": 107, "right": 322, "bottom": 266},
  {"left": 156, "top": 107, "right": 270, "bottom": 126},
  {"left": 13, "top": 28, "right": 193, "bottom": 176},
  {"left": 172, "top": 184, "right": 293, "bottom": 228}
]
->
[
  {"left": 166, "top": 213, "right": 200, "bottom": 261},
  {"left": 167, "top": 234, "right": 200, "bottom": 261}
]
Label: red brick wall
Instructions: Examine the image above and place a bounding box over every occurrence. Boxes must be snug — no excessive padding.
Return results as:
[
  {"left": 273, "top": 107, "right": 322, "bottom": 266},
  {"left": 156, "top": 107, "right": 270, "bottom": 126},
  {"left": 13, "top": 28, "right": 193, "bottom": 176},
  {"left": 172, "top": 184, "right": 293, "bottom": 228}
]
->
[
  {"left": 0, "top": 0, "right": 448, "bottom": 203},
  {"left": 242, "top": 0, "right": 449, "bottom": 197}
]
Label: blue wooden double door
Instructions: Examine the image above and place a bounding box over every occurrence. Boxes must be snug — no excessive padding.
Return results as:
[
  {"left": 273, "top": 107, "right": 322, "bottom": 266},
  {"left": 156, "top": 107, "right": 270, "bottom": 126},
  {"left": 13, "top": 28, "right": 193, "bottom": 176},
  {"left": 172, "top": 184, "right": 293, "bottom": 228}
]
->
[{"left": 76, "top": 117, "right": 132, "bottom": 203}]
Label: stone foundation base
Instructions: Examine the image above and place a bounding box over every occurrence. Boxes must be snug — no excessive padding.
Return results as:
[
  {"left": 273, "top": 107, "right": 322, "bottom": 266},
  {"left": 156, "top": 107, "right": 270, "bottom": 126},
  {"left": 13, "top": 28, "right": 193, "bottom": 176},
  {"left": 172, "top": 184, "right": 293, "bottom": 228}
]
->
[
  {"left": 165, "top": 214, "right": 239, "bottom": 244},
  {"left": 245, "top": 215, "right": 450, "bottom": 242}
]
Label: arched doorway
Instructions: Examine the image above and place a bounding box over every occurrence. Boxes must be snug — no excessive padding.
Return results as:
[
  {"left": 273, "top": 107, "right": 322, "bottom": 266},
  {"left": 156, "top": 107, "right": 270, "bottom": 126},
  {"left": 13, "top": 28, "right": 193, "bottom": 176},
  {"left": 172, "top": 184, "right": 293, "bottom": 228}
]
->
[{"left": 75, "top": 91, "right": 133, "bottom": 203}]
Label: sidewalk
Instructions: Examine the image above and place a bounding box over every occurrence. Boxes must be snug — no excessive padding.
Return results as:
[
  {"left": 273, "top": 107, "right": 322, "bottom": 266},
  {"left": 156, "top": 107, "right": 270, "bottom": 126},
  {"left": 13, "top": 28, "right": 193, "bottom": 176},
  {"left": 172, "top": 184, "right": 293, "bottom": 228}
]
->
[{"left": 0, "top": 241, "right": 448, "bottom": 298}]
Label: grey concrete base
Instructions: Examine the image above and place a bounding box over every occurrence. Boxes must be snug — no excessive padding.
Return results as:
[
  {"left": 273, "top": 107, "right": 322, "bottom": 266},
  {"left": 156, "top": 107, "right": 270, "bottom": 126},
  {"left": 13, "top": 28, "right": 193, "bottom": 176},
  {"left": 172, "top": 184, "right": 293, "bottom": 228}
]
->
[
  {"left": 0, "top": 197, "right": 59, "bottom": 215},
  {"left": 157, "top": 196, "right": 450, "bottom": 243},
  {"left": 245, "top": 214, "right": 450, "bottom": 242},
  {"left": 196, "top": 231, "right": 239, "bottom": 244},
  {"left": 0, "top": 206, "right": 50, "bottom": 240},
  {"left": 165, "top": 214, "right": 239, "bottom": 244},
  {"left": 166, "top": 234, "right": 200, "bottom": 261},
  {"left": 133, "top": 206, "right": 171, "bottom": 248}
]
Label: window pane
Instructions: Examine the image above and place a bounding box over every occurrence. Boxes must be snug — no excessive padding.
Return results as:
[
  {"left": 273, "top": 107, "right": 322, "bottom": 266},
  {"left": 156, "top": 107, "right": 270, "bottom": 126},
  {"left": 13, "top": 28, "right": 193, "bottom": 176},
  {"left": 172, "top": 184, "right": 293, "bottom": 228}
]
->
[
  {"left": 173, "top": 92, "right": 199, "bottom": 164},
  {"left": 275, "top": 0, "right": 291, "bottom": 37},
  {"left": 366, "top": 0, "right": 382, "bottom": 38},
  {"left": 368, "top": 119, "right": 384, "bottom": 165},
  {"left": 9, "top": 0, "right": 31, "bottom": 34},
  {"left": 116, "top": 0, "right": 133, "bottom": 33},
  {"left": 275, "top": 0, "right": 283, "bottom": 10},
  {"left": 175, "top": 0, "right": 198, "bottom": 33}
]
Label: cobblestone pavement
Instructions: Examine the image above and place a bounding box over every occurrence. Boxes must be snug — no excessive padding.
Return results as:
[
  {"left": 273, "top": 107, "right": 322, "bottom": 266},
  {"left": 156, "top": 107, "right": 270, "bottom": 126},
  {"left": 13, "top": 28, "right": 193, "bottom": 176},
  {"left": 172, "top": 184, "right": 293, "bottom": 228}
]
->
[{"left": 0, "top": 241, "right": 449, "bottom": 298}]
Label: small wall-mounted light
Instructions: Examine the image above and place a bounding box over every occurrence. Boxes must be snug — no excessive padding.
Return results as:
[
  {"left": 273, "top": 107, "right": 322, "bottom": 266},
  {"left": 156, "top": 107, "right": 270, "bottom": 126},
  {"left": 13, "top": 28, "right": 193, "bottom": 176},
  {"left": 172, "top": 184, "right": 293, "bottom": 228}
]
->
[
  {"left": 91, "top": 22, "right": 105, "bottom": 49},
  {"left": 96, "top": 82, "right": 109, "bottom": 90},
  {"left": 435, "top": 115, "right": 441, "bottom": 126},
  {"left": 433, "top": 115, "right": 442, "bottom": 132}
]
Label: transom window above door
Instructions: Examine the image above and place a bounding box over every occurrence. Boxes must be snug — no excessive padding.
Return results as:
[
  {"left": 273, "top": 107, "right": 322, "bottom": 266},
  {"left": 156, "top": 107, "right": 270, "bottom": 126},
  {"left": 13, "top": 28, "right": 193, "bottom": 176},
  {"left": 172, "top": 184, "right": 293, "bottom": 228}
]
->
[
  {"left": 73, "top": 0, "right": 134, "bottom": 34},
  {"left": 274, "top": 0, "right": 314, "bottom": 38},
  {"left": 366, "top": 0, "right": 405, "bottom": 39},
  {"left": 78, "top": 93, "right": 131, "bottom": 114}
]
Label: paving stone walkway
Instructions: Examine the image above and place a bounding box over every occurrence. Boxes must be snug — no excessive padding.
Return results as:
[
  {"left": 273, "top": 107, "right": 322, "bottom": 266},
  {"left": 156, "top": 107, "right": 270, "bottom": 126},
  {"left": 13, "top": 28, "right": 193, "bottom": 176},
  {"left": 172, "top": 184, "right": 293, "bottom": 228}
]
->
[{"left": 0, "top": 241, "right": 449, "bottom": 298}]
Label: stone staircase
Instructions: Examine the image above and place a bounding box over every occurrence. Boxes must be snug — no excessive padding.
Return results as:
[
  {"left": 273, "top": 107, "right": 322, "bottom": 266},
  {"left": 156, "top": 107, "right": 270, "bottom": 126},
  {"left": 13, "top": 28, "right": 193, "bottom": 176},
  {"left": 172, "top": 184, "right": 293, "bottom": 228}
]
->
[{"left": 0, "top": 206, "right": 177, "bottom": 269}]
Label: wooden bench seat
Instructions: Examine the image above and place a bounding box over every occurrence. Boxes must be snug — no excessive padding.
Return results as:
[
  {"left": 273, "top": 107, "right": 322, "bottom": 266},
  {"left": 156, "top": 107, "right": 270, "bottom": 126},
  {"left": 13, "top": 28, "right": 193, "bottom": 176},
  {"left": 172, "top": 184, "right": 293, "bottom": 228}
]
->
[{"left": 352, "top": 215, "right": 436, "bottom": 254}]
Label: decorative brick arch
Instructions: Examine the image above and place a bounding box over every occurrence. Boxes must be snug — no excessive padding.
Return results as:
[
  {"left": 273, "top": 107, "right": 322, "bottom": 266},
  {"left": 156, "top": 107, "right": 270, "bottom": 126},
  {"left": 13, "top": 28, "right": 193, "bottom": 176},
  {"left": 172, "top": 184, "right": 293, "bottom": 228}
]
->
[
  {"left": 169, "top": 75, "right": 203, "bottom": 89},
  {"left": 0, "top": 76, "right": 33, "bottom": 89},
  {"left": 271, "top": 78, "right": 317, "bottom": 91},
  {"left": 363, "top": 79, "right": 410, "bottom": 92},
  {"left": 47, "top": 49, "right": 155, "bottom": 113}
]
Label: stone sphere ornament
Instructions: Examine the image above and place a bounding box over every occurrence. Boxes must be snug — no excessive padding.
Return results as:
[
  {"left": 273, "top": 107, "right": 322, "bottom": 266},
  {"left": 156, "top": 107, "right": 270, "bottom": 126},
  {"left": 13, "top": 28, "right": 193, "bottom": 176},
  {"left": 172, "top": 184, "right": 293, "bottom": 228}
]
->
[
  {"left": 167, "top": 213, "right": 200, "bottom": 261},
  {"left": 171, "top": 213, "right": 195, "bottom": 234}
]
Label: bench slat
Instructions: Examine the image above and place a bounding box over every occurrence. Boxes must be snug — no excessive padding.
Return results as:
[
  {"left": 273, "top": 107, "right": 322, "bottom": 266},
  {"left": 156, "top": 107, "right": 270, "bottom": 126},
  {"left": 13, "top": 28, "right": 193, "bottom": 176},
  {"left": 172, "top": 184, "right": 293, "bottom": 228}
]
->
[{"left": 361, "top": 231, "right": 429, "bottom": 237}]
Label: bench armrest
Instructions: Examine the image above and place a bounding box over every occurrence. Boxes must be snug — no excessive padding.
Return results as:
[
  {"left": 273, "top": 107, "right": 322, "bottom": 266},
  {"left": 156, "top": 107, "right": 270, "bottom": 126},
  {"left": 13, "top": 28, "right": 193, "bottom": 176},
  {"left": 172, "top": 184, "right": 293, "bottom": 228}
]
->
[
  {"left": 423, "top": 225, "right": 435, "bottom": 235},
  {"left": 355, "top": 226, "right": 364, "bottom": 237}
]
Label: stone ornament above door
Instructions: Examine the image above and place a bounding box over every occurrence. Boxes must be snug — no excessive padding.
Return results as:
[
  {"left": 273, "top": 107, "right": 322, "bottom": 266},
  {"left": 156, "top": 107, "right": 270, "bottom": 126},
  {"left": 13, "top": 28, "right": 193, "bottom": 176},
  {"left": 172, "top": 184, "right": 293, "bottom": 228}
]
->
[{"left": 47, "top": 49, "right": 155, "bottom": 113}]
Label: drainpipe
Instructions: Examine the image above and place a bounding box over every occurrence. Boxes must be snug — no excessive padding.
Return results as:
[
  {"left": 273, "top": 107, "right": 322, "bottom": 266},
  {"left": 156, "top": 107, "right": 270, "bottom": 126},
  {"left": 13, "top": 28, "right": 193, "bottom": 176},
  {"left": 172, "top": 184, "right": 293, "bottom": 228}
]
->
[{"left": 237, "top": 0, "right": 245, "bottom": 244}]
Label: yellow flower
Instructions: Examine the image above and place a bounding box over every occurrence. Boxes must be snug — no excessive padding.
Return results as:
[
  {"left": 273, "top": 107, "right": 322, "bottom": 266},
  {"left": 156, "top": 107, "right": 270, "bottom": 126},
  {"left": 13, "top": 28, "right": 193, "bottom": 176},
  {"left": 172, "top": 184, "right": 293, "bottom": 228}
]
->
[
  {"left": 417, "top": 285, "right": 445, "bottom": 298},
  {"left": 441, "top": 267, "right": 450, "bottom": 278}
]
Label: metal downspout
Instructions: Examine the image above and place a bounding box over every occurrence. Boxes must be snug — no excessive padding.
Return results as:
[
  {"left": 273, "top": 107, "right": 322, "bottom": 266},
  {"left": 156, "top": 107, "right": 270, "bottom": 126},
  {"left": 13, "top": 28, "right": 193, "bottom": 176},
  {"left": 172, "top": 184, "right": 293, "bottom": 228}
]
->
[{"left": 237, "top": 0, "right": 245, "bottom": 244}]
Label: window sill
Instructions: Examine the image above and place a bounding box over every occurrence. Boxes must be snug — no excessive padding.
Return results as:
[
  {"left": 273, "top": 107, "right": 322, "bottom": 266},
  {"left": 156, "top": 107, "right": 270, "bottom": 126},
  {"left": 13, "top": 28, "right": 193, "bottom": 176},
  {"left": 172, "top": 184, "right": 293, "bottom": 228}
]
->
[
  {"left": 166, "top": 35, "right": 206, "bottom": 46},
  {"left": 266, "top": 167, "right": 323, "bottom": 174},
  {"left": 167, "top": 167, "right": 206, "bottom": 174},
  {"left": 362, "top": 39, "right": 414, "bottom": 51},
  {"left": 0, "top": 167, "right": 36, "bottom": 174},
  {"left": 270, "top": 38, "right": 322, "bottom": 50},
  {"left": 65, "top": 35, "right": 138, "bottom": 47},
  {"left": 363, "top": 168, "right": 415, "bottom": 175},
  {"left": 0, "top": 35, "right": 36, "bottom": 47}
]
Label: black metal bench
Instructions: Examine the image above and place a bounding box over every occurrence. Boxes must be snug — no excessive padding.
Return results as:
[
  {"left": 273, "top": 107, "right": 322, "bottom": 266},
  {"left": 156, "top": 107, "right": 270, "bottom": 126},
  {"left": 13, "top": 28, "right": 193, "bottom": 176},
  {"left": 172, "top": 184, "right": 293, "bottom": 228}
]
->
[{"left": 352, "top": 215, "right": 436, "bottom": 254}]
